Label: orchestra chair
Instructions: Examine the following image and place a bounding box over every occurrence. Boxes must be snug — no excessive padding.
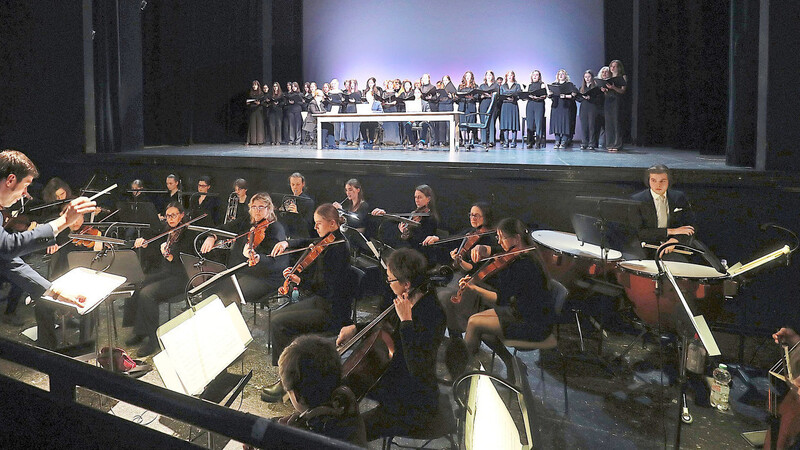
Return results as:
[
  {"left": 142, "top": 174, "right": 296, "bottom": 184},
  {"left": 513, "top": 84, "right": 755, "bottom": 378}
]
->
[
  {"left": 458, "top": 93, "right": 498, "bottom": 150},
  {"left": 492, "top": 279, "right": 570, "bottom": 414},
  {"left": 380, "top": 393, "right": 457, "bottom": 450}
]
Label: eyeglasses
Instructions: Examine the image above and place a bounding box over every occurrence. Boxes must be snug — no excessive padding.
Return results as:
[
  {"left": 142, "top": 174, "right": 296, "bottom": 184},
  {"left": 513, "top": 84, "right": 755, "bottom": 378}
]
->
[
  {"left": 165, "top": 213, "right": 181, "bottom": 219},
  {"left": 249, "top": 205, "right": 268, "bottom": 211},
  {"left": 386, "top": 277, "right": 398, "bottom": 285},
  {"left": 468, "top": 213, "right": 483, "bottom": 218}
]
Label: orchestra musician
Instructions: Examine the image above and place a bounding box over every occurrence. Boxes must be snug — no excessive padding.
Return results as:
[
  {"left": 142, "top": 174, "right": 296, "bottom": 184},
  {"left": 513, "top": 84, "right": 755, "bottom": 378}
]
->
[
  {"left": 200, "top": 193, "right": 289, "bottom": 303},
  {"left": 332, "top": 178, "right": 370, "bottom": 233},
  {"left": 123, "top": 202, "right": 195, "bottom": 356},
  {"left": 335, "top": 248, "right": 446, "bottom": 441},
  {"left": 279, "top": 172, "right": 315, "bottom": 239},
  {"left": 456, "top": 218, "right": 556, "bottom": 381},
  {"left": 631, "top": 164, "right": 696, "bottom": 257},
  {"left": 158, "top": 173, "right": 182, "bottom": 216},
  {"left": 262, "top": 204, "right": 353, "bottom": 402},
  {"left": 371, "top": 184, "right": 439, "bottom": 258},
  {"left": 0, "top": 150, "right": 97, "bottom": 349},
  {"left": 188, "top": 175, "right": 220, "bottom": 226},
  {"left": 229, "top": 178, "right": 250, "bottom": 222}
]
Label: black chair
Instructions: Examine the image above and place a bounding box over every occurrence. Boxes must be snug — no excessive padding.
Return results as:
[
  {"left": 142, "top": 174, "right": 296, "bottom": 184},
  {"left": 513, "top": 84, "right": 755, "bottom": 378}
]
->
[
  {"left": 458, "top": 93, "right": 498, "bottom": 150},
  {"left": 380, "top": 393, "right": 457, "bottom": 450}
]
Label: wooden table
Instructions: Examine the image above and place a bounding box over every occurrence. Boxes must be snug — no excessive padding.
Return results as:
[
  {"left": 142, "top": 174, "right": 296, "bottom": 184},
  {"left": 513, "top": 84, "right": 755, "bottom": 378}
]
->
[{"left": 314, "top": 111, "right": 463, "bottom": 152}]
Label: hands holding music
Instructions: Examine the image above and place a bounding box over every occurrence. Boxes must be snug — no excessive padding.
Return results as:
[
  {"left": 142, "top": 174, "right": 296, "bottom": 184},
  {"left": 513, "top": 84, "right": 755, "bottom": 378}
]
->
[
  {"left": 774, "top": 328, "right": 800, "bottom": 347},
  {"left": 422, "top": 235, "right": 439, "bottom": 246},
  {"left": 337, "top": 324, "right": 357, "bottom": 347},
  {"left": 285, "top": 202, "right": 298, "bottom": 214},
  {"left": 394, "top": 291, "right": 413, "bottom": 322},
  {"left": 134, "top": 237, "right": 147, "bottom": 248},
  {"left": 282, "top": 267, "right": 300, "bottom": 285},
  {"left": 201, "top": 236, "right": 216, "bottom": 253},
  {"left": 243, "top": 243, "right": 259, "bottom": 264},
  {"left": 271, "top": 240, "right": 289, "bottom": 256}
]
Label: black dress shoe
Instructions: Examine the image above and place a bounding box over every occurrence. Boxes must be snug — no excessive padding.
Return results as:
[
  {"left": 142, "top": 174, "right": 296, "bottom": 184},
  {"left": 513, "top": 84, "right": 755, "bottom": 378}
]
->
[
  {"left": 261, "top": 379, "right": 286, "bottom": 402},
  {"left": 125, "top": 334, "right": 145, "bottom": 346}
]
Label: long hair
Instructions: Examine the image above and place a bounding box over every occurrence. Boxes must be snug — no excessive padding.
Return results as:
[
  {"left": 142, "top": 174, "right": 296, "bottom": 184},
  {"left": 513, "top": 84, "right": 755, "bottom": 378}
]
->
[
  {"left": 460, "top": 71, "right": 477, "bottom": 89},
  {"left": 471, "top": 201, "right": 494, "bottom": 228},
  {"left": 249, "top": 192, "right": 277, "bottom": 223},
  {"left": 415, "top": 184, "right": 439, "bottom": 221},
  {"left": 581, "top": 70, "right": 596, "bottom": 93},
  {"left": 42, "top": 177, "right": 72, "bottom": 202},
  {"left": 315, "top": 203, "right": 345, "bottom": 225},
  {"left": 496, "top": 218, "right": 534, "bottom": 246},
  {"left": 345, "top": 178, "right": 364, "bottom": 206},
  {"left": 610, "top": 60, "right": 626, "bottom": 76},
  {"left": 249, "top": 80, "right": 262, "bottom": 97}
]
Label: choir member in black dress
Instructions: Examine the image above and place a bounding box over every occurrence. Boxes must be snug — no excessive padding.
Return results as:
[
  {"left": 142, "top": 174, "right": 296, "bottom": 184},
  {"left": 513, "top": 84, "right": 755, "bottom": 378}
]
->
[
  {"left": 549, "top": 69, "right": 577, "bottom": 149},
  {"left": 123, "top": 202, "right": 195, "bottom": 356},
  {"left": 286, "top": 82, "right": 304, "bottom": 145},
  {"left": 577, "top": 70, "right": 603, "bottom": 150},
  {"left": 596, "top": 66, "right": 610, "bottom": 149},
  {"left": 247, "top": 81, "right": 266, "bottom": 145},
  {"left": 435, "top": 76, "right": 456, "bottom": 146},
  {"left": 332, "top": 178, "right": 370, "bottom": 233},
  {"left": 499, "top": 71, "right": 522, "bottom": 148},
  {"left": 279, "top": 172, "right": 315, "bottom": 239},
  {"left": 360, "top": 77, "right": 379, "bottom": 145},
  {"left": 261, "top": 204, "right": 354, "bottom": 402},
  {"left": 328, "top": 79, "right": 344, "bottom": 144},
  {"left": 602, "top": 59, "right": 627, "bottom": 152},
  {"left": 188, "top": 175, "right": 221, "bottom": 226},
  {"left": 335, "top": 248, "right": 446, "bottom": 441},
  {"left": 371, "top": 184, "right": 439, "bottom": 264},
  {"left": 200, "top": 192, "right": 289, "bottom": 303},
  {"left": 260, "top": 83, "right": 272, "bottom": 143},
  {"left": 479, "top": 70, "right": 500, "bottom": 147},
  {"left": 267, "top": 82, "right": 284, "bottom": 145},
  {"left": 458, "top": 71, "right": 479, "bottom": 145},
  {"left": 525, "top": 70, "right": 548, "bottom": 149},
  {"left": 459, "top": 218, "right": 556, "bottom": 378}
]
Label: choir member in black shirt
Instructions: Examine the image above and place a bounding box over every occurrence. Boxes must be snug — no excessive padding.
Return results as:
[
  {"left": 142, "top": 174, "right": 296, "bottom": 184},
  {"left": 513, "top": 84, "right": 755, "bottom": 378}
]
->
[
  {"left": 596, "top": 66, "right": 611, "bottom": 149},
  {"left": 279, "top": 172, "right": 315, "bottom": 239},
  {"left": 188, "top": 175, "right": 221, "bottom": 226},
  {"left": 247, "top": 80, "right": 266, "bottom": 145},
  {"left": 260, "top": 83, "right": 271, "bottom": 143},
  {"left": 360, "top": 77, "right": 380, "bottom": 145},
  {"left": 435, "top": 76, "right": 456, "bottom": 146},
  {"left": 335, "top": 248, "right": 446, "bottom": 441},
  {"left": 479, "top": 70, "right": 500, "bottom": 147},
  {"left": 302, "top": 81, "right": 313, "bottom": 111},
  {"left": 499, "top": 71, "right": 522, "bottom": 148},
  {"left": 379, "top": 79, "right": 402, "bottom": 145},
  {"left": 342, "top": 79, "right": 361, "bottom": 146},
  {"left": 549, "top": 69, "right": 577, "bottom": 149},
  {"left": 267, "top": 82, "right": 284, "bottom": 145},
  {"left": 459, "top": 218, "right": 556, "bottom": 379},
  {"left": 577, "top": 70, "right": 603, "bottom": 150},
  {"left": 525, "top": 70, "right": 547, "bottom": 149},
  {"left": 123, "top": 202, "right": 195, "bottom": 356},
  {"left": 458, "top": 71, "right": 479, "bottom": 145},
  {"left": 286, "top": 82, "right": 304, "bottom": 145},
  {"left": 328, "top": 79, "right": 344, "bottom": 144},
  {"left": 602, "top": 59, "right": 627, "bottom": 152}
]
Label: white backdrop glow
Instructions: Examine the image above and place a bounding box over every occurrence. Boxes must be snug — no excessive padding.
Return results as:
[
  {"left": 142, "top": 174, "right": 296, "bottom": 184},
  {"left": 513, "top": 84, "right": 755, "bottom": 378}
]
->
[{"left": 303, "top": 0, "right": 606, "bottom": 87}]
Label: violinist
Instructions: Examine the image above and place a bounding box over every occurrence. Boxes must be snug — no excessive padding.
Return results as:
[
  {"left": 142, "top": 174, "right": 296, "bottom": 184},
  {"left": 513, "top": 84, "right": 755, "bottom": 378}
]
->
[
  {"left": 200, "top": 193, "right": 288, "bottom": 302},
  {"left": 335, "top": 248, "right": 445, "bottom": 441},
  {"left": 456, "top": 218, "right": 556, "bottom": 380},
  {"left": 279, "top": 172, "right": 315, "bottom": 239},
  {"left": 34, "top": 176, "right": 72, "bottom": 222},
  {"left": 46, "top": 204, "right": 103, "bottom": 278},
  {"left": 123, "top": 202, "right": 195, "bottom": 356},
  {"left": 261, "top": 204, "right": 352, "bottom": 402},
  {"left": 371, "top": 184, "right": 439, "bottom": 257},
  {"left": 332, "top": 178, "right": 370, "bottom": 233}
]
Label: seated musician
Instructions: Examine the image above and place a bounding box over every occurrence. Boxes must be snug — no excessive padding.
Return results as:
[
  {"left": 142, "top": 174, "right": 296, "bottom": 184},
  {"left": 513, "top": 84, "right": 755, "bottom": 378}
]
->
[
  {"left": 422, "top": 202, "right": 500, "bottom": 338},
  {"left": 302, "top": 89, "right": 334, "bottom": 148},
  {"left": 272, "top": 335, "right": 367, "bottom": 447},
  {"left": 336, "top": 248, "right": 446, "bottom": 441},
  {"left": 332, "top": 178, "right": 370, "bottom": 233},
  {"left": 200, "top": 193, "right": 288, "bottom": 303},
  {"left": 46, "top": 204, "right": 103, "bottom": 278},
  {"left": 230, "top": 178, "right": 250, "bottom": 222},
  {"left": 631, "top": 164, "right": 696, "bottom": 257},
  {"left": 456, "top": 218, "right": 556, "bottom": 381},
  {"left": 371, "top": 184, "right": 439, "bottom": 263},
  {"left": 261, "top": 204, "right": 353, "bottom": 402},
  {"left": 123, "top": 202, "right": 195, "bottom": 356},
  {"left": 279, "top": 172, "right": 315, "bottom": 239},
  {"left": 188, "top": 175, "right": 221, "bottom": 226}
]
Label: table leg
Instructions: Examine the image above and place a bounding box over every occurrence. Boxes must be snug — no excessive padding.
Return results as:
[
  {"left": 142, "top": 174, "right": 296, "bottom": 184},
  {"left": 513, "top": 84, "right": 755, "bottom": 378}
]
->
[
  {"left": 449, "top": 117, "right": 456, "bottom": 152},
  {"left": 317, "top": 121, "right": 322, "bottom": 150}
]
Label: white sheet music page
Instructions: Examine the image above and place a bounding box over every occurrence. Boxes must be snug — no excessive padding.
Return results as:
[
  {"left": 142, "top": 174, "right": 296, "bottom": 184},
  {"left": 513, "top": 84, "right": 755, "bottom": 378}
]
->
[
  {"left": 43, "top": 267, "right": 126, "bottom": 315},
  {"left": 159, "top": 319, "right": 210, "bottom": 396},
  {"left": 192, "top": 298, "right": 246, "bottom": 377}
]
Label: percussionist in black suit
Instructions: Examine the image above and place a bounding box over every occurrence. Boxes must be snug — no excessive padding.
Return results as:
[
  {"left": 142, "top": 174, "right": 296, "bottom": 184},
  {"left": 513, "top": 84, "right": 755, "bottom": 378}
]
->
[
  {"left": 0, "top": 150, "right": 97, "bottom": 349},
  {"left": 631, "top": 164, "right": 696, "bottom": 256}
]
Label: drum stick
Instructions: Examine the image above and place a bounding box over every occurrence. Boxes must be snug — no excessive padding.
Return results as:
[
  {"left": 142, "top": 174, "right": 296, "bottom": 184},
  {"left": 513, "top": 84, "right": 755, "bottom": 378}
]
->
[{"left": 641, "top": 242, "right": 693, "bottom": 255}]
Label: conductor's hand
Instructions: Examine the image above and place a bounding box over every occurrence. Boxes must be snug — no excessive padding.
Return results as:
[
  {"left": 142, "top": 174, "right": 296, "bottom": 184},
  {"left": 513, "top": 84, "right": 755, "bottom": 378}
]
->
[
  {"left": 774, "top": 328, "right": 800, "bottom": 347},
  {"left": 337, "top": 324, "right": 357, "bottom": 347},
  {"left": 394, "top": 291, "right": 413, "bottom": 322},
  {"left": 134, "top": 237, "right": 146, "bottom": 248},
  {"left": 668, "top": 225, "right": 695, "bottom": 236},
  {"left": 271, "top": 240, "right": 289, "bottom": 257},
  {"left": 63, "top": 197, "right": 97, "bottom": 227},
  {"left": 201, "top": 236, "right": 216, "bottom": 253},
  {"left": 282, "top": 267, "right": 301, "bottom": 285},
  {"left": 422, "top": 235, "right": 439, "bottom": 246},
  {"left": 371, "top": 208, "right": 386, "bottom": 216}
]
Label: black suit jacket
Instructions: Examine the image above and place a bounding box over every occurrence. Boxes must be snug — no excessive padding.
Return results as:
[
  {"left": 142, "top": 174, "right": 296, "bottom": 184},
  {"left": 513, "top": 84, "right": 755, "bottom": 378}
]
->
[
  {"left": 0, "top": 224, "right": 55, "bottom": 299},
  {"left": 630, "top": 188, "right": 694, "bottom": 243}
]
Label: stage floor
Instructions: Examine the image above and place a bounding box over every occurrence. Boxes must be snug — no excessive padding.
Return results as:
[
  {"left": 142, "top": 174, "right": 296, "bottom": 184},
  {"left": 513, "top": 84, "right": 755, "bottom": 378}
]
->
[{"left": 130, "top": 143, "right": 745, "bottom": 172}]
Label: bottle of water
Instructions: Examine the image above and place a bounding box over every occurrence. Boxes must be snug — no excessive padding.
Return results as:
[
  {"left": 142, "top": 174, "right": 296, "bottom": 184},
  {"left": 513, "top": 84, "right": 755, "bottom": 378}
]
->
[{"left": 710, "top": 363, "right": 731, "bottom": 411}]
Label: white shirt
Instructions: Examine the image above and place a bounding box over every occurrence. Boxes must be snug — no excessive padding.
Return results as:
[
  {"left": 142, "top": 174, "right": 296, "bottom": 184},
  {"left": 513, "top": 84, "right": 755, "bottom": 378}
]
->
[{"left": 650, "top": 190, "right": 669, "bottom": 228}]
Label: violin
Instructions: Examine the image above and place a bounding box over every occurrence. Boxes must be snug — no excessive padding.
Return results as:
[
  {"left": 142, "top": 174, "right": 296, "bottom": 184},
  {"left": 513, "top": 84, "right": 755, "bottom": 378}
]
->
[
  {"left": 71, "top": 226, "right": 102, "bottom": 248},
  {"left": 450, "top": 246, "right": 535, "bottom": 304},
  {"left": 278, "top": 232, "right": 338, "bottom": 295},
  {"left": 247, "top": 219, "right": 271, "bottom": 266},
  {"left": 400, "top": 205, "right": 429, "bottom": 240},
  {"left": 138, "top": 213, "right": 207, "bottom": 260},
  {"left": 451, "top": 227, "right": 492, "bottom": 268},
  {"left": 766, "top": 341, "right": 800, "bottom": 449}
]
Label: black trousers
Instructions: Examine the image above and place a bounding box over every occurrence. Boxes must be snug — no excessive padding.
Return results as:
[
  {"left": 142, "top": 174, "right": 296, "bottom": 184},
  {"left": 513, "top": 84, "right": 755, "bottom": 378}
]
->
[
  {"left": 270, "top": 294, "right": 332, "bottom": 365},
  {"left": 124, "top": 269, "right": 186, "bottom": 339}
]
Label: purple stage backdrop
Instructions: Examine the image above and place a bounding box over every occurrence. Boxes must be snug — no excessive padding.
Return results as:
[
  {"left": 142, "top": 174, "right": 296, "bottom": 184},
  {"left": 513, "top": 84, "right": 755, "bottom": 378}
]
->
[{"left": 303, "top": 0, "right": 605, "bottom": 88}]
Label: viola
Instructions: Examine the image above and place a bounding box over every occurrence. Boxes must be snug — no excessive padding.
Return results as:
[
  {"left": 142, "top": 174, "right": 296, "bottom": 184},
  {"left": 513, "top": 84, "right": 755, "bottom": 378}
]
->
[
  {"left": 451, "top": 227, "right": 491, "bottom": 268},
  {"left": 139, "top": 213, "right": 207, "bottom": 260},
  {"left": 278, "top": 232, "right": 338, "bottom": 295},
  {"left": 400, "top": 205, "right": 429, "bottom": 240},
  {"left": 1, "top": 208, "right": 35, "bottom": 232},
  {"left": 247, "top": 219, "right": 271, "bottom": 266},
  {"left": 450, "top": 246, "right": 536, "bottom": 304}
]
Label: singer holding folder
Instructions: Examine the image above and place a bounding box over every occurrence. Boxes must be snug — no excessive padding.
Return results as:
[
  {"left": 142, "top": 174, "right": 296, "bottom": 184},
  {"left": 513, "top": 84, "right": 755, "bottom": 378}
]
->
[{"left": 0, "top": 150, "right": 97, "bottom": 349}]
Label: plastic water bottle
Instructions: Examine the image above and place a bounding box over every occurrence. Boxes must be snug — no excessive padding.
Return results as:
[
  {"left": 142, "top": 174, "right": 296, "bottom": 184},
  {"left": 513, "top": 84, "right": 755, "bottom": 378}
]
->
[{"left": 710, "top": 363, "right": 731, "bottom": 411}]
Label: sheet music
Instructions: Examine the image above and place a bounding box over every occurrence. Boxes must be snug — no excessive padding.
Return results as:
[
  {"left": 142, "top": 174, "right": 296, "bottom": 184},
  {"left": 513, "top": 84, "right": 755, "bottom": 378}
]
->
[
  {"left": 153, "top": 351, "right": 187, "bottom": 394},
  {"left": 43, "top": 268, "right": 126, "bottom": 315},
  {"left": 226, "top": 302, "right": 253, "bottom": 347},
  {"left": 192, "top": 299, "right": 245, "bottom": 377},
  {"left": 160, "top": 320, "right": 209, "bottom": 396}
]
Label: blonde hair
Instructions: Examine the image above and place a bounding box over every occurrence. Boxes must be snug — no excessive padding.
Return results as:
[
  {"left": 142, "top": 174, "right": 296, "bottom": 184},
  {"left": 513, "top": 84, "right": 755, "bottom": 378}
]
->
[{"left": 249, "top": 192, "right": 277, "bottom": 223}]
